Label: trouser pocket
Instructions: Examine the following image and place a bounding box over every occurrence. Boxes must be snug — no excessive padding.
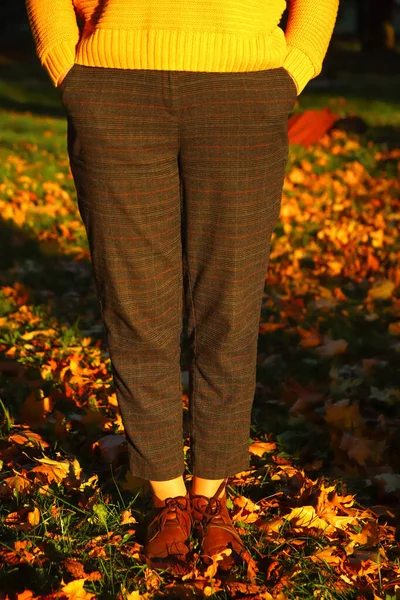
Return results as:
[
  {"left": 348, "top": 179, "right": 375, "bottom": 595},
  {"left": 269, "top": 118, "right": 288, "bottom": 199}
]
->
[
  {"left": 57, "top": 63, "right": 79, "bottom": 98},
  {"left": 278, "top": 66, "right": 298, "bottom": 105}
]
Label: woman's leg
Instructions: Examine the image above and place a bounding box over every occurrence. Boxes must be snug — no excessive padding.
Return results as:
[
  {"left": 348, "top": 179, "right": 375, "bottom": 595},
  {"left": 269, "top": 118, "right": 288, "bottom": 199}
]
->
[
  {"left": 149, "top": 475, "right": 187, "bottom": 500},
  {"left": 190, "top": 477, "right": 225, "bottom": 498},
  {"left": 60, "top": 65, "right": 186, "bottom": 483},
  {"left": 177, "top": 66, "right": 296, "bottom": 568},
  {"left": 179, "top": 67, "right": 297, "bottom": 480}
]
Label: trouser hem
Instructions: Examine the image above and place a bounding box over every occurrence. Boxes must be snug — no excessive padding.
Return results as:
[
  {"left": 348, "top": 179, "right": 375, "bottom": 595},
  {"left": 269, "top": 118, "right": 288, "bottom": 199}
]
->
[{"left": 128, "top": 446, "right": 186, "bottom": 482}]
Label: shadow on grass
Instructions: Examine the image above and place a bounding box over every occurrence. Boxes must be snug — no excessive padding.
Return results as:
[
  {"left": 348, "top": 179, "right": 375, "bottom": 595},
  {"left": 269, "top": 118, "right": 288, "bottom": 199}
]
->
[{"left": 0, "top": 215, "right": 103, "bottom": 332}]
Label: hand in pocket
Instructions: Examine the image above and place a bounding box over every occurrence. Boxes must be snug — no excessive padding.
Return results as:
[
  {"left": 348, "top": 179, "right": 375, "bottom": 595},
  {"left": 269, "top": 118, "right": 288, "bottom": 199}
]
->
[
  {"left": 282, "top": 68, "right": 298, "bottom": 96},
  {"left": 57, "top": 65, "right": 75, "bottom": 88}
]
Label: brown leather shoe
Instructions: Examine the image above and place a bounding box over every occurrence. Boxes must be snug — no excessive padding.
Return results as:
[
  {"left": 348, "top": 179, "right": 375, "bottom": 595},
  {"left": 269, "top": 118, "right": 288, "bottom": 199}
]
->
[
  {"left": 190, "top": 478, "right": 247, "bottom": 570},
  {"left": 143, "top": 491, "right": 193, "bottom": 574}
]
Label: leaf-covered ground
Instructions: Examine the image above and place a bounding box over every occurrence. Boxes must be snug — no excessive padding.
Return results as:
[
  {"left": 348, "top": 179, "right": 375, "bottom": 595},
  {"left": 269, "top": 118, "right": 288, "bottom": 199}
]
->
[{"left": 0, "top": 51, "right": 400, "bottom": 599}]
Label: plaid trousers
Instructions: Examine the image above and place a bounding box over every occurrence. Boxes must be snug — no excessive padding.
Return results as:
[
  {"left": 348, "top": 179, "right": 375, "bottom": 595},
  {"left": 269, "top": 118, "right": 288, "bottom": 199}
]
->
[{"left": 59, "top": 64, "right": 297, "bottom": 481}]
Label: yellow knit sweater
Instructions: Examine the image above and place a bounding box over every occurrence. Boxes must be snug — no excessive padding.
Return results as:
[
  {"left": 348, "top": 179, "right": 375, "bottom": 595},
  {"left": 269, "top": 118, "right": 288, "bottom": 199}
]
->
[{"left": 25, "top": 0, "right": 339, "bottom": 95}]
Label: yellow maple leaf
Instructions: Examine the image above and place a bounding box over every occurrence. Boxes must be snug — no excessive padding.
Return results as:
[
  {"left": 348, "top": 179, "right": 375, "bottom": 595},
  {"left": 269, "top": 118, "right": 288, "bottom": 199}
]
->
[
  {"left": 20, "top": 329, "right": 56, "bottom": 340},
  {"left": 283, "top": 506, "right": 329, "bottom": 530},
  {"left": 31, "top": 456, "right": 81, "bottom": 484},
  {"left": 61, "top": 578, "right": 95, "bottom": 599},
  {"left": 368, "top": 279, "right": 395, "bottom": 300},
  {"left": 309, "top": 546, "right": 342, "bottom": 565}
]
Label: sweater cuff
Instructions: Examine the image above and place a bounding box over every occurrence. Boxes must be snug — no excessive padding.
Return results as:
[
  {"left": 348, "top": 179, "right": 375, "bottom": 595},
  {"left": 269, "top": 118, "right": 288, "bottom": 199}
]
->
[
  {"left": 42, "top": 40, "right": 77, "bottom": 88},
  {"left": 282, "top": 44, "right": 316, "bottom": 96}
]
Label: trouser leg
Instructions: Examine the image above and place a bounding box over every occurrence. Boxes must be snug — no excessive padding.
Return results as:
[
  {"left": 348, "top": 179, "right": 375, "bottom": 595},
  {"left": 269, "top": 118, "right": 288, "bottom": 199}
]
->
[
  {"left": 178, "top": 67, "right": 297, "bottom": 478},
  {"left": 61, "top": 65, "right": 185, "bottom": 481}
]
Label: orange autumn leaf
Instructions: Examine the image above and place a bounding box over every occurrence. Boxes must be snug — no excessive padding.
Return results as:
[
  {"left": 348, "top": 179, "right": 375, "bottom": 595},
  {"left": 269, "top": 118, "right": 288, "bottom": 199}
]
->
[
  {"left": 1, "top": 539, "right": 43, "bottom": 566},
  {"left": 232, "top": 494, "right": 260, "bottom": 523},
  {"left": 126, "top": 592, "right": 152, "bottom": 600},
  {"left": 248, "top": 441, "right": 277, "bottom": 456},
  {"left": 259, "top": 322, "right": 286, "bottom": 333},
  {"left": 16, "top": 592, "right": 35, "bottom": 600},
  {"left": 4, "top": 507, "right": 40, "bottom": 531},
  {"left": 297, "top": 326, "right": 322, "bottom": 347},
  {"left": 203, "top": 547, "right": 232, "bottom": 579},
  {"left": 19, "top": 390, "right": 53, "bottom": 427},
  {"left": 30, "top": 456, "right": 82, "bottom": 484},
  {"left": 368, "top": 279, "right": 395, "bottom": 300},
  {"left": 345, "top": 520, "right": 380, "bottom": 555},
  {"left": 20, "top": 328, "right": 57, "bottom": 340},
  {"left": 8, "top": 430, "right": 49, "bottom": 448},
  {"left": 309, "top": 546, "right": 342, "bottom": 565},
  {"left": 325, "top": 398, "right": 364, "bottom": 432},
  {"left": 327, "top": 260, "right": 343, "bottom": 275},
  {"left": 288, "top": 108, "right": 338, "bottom": 146},
  {"left": 107, "top": 392, "right": 119, "bottom": 407},
  {"left": 27, "top": 507, "right": 41, "bottom": 527},
  {"left": 0, "top": 471, "right": 32, "bottom": 498}
]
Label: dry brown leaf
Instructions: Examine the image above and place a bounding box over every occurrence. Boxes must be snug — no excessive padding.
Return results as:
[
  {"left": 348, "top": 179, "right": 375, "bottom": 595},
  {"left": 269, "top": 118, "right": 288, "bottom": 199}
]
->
[
  {"left": 92, "top": 434, "right": 127, "bottom": 463},
  {"left": 339, "top": 433, "right": 387, "bottom": 466},
  {"left": 63, "top": 559, "right": 86, "bottom": 579},
  {"left": 0, "top": 471, "right": 32, "bottom": 498},
  {"left": 8, "top": 431, "right": 49, "bottom": 448},
  {"left": 297, "top": 326, "right": 322, "bottom": 347},
  {"left": 325, "top": 398, "right": 364, "bottom": 432},
  {"left": 315, "top": 338, "right": 348, "bottom": 357}
]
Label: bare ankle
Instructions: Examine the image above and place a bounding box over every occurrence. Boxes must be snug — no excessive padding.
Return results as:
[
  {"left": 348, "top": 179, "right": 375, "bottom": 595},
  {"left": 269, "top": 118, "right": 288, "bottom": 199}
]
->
[
  {"left": 190, "top": 476, "right": 227, "bottom": 499},
  {"left": 148, "top": 474, "right": 187, "bottom": 501}
]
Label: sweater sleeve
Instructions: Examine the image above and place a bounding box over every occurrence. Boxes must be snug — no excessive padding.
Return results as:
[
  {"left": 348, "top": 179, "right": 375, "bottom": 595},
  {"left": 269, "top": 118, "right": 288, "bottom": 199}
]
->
[
  {"left": 282, "top": 0, "right": 339, "bottom": 95},
  {"left": 25, "top": 0, "right": 80, "bottom": 88}
]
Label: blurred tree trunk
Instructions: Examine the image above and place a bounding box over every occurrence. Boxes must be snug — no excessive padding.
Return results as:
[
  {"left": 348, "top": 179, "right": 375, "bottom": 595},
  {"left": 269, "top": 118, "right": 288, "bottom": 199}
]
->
[{"left": 356, "top": 0, "right": 396, "bottom": 51}]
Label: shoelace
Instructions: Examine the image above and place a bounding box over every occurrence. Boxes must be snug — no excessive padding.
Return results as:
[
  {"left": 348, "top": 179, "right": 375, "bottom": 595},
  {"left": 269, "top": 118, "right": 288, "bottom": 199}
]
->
[
  {"left": 194, "top": 496, "right": 223, "bottom": 521},
  {"left": 191, "top": 478, "right": 245, "bottom": 549},
  {"left": 148, "top": 496, "right": 189, "bottom": 543},
  {"left": 191, "top": 477, "right": 228, "bottom": 521}
]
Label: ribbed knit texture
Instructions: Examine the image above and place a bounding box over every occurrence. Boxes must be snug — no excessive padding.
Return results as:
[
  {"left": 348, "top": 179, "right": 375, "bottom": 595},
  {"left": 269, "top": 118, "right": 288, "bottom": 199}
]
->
[{"left": 25, "top": 0, "right": 339, "bottom": 94}]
